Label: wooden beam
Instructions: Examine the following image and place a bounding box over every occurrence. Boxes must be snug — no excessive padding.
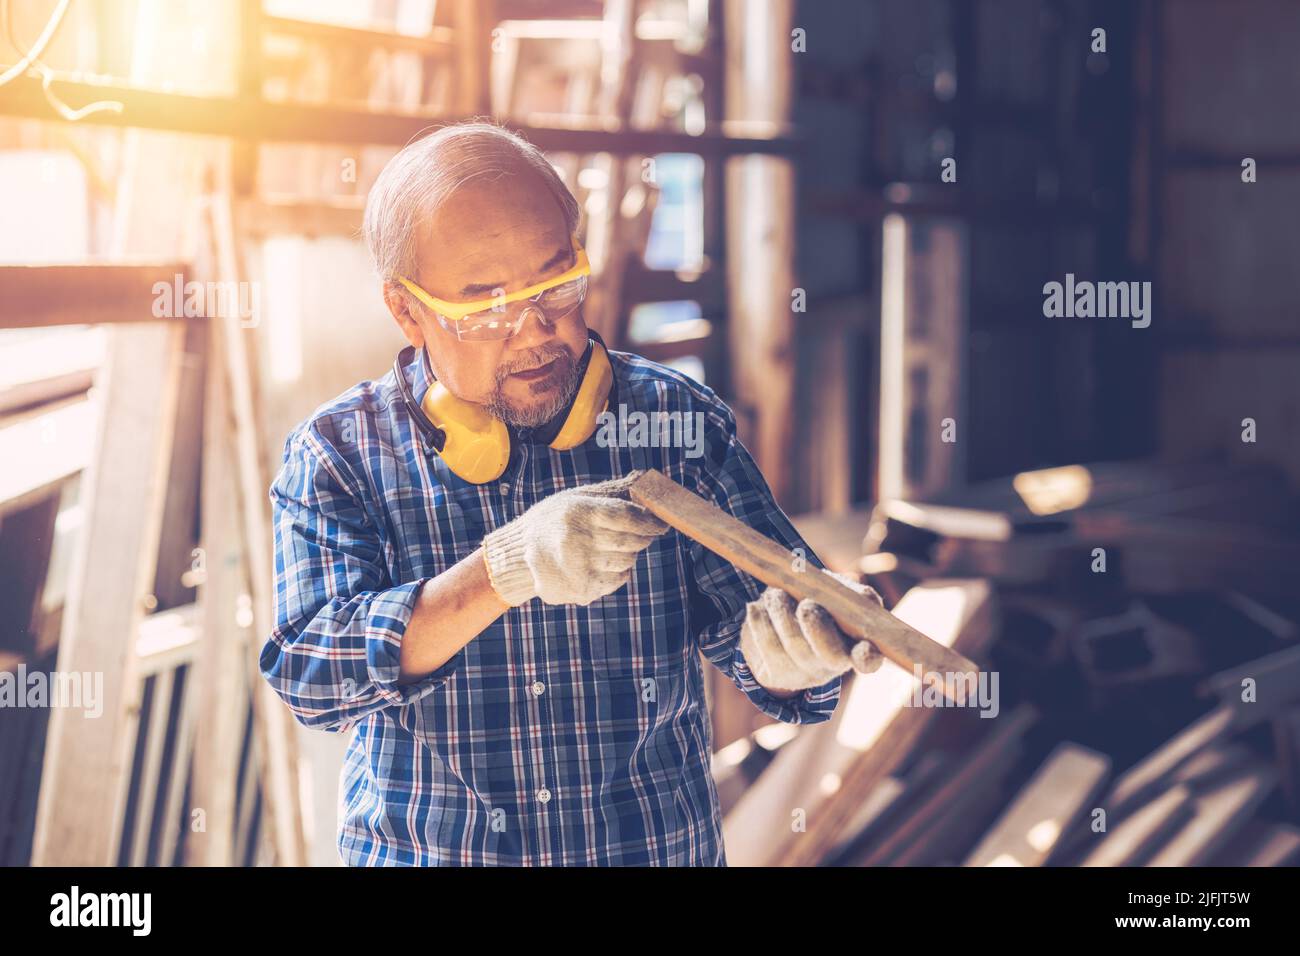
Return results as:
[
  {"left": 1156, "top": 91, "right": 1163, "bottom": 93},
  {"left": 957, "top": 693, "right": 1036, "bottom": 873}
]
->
[
  {"left": 0, "top": 73, "right": 797, "bottom": 155},
  {"left": 261, "top": 14, "right": 456, "bottom": 56},
  {"left": 448, "top": 0, "right": 495, "bottom": 114},
  {"left": 1107, "top": 705, "right": 1237, "bottom": 813},
  {"left": 31, "top": 322, "right": 185, "bottom": 866},
  {"left": 723, "top": 0, "right": 798, "bottom": 503},
  {"left": 187, "top": 334, "right": 251, "bottom": 867},
  {"left": 627, "top": 469, "right": 980, "bottom": 685},
  {"left": 0, "top": 327, "right": 103, "bottom": 416},
  {"left": 0, "top": 264, "right": 189, "bottom": 329},
  {"left": 777, "top": 579, "right": 997, "bottom": 866},
  {"left": 965, "top": 742, "right": 1111, "bottom": 867},
  {"left": 0, "top": 399, "right": 96, "bottom": 518},
  {"left": 135, "top": 604, "right": 201, "bottom": 678},
  {"left": 1080, "top": 785, "right": 1194, "bottom": 866},
  {"left": 1146, "top": 765, "right": 1277, "bottom": 866},
  {"left": 1210, "top": 820, "right": 1300, "bottom": 867},
  {"left": 861, "top": 705, "right": 1036, "bottom": 867},
  {"left": 721, "top": 716, "right": 848, "bottom": 866},
  {"left": 207, "top": 189, "right": 308, "bottom": 866}
]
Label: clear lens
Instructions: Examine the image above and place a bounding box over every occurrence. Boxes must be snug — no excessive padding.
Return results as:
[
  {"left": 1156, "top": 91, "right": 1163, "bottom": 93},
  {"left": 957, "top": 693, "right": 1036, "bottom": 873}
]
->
[
  {"left": 435, "top": 274, "right": 588, "bottom": 341},
  {"left": 535, "top": 275, "right": 587, "bottom": 312}
]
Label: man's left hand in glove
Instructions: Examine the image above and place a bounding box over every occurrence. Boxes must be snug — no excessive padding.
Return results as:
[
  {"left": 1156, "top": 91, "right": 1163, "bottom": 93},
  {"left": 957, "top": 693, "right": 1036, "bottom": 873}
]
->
[{"left": 740, "top": 570, "right": 886, "bottom": 696}]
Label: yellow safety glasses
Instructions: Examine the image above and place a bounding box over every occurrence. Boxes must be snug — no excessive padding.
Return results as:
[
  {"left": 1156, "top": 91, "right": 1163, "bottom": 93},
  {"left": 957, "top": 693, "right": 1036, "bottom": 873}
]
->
[{"left": 397, "top": 236, "right": 591, "bottom": 341}]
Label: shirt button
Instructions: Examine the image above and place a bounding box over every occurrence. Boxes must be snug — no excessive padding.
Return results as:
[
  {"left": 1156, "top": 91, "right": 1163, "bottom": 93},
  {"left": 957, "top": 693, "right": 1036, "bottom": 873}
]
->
[
  {"left": 498, "top": 483, "right": 510, "bottom": 496},
  {"left": 537, "top": 787, "right": 551, "bottom": 804},
  {"left": 531, "top": 680, "right": 546, "bottom": 696}
]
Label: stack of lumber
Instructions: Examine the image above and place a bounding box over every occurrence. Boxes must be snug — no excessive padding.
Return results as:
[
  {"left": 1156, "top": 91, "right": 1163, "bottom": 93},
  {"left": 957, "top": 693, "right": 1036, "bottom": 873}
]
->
[{"left": 727, "top": 459, "right": 1300, "bottom": 866}]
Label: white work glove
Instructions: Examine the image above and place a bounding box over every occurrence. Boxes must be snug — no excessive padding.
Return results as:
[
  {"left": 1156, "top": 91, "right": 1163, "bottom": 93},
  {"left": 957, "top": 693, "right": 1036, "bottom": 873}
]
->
[
  {"left": 482, "top": 473, "right": 669, "bottom": 607},
  {"left": 740, "top": 570, "right": 886, "bottom": 694}
]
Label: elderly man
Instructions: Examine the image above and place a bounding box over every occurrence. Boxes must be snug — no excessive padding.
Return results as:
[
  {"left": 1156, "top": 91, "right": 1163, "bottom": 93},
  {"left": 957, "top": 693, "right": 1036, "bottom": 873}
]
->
[{"left": 262, "top": 122, "right": 882, "bottom": 866}]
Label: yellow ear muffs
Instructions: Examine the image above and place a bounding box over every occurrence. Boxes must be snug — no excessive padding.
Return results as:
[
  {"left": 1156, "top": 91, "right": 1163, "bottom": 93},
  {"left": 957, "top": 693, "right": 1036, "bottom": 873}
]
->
[
  {"left": 408, "top": 335, "right": 614, "bottom": 484},
  {"left": 550, "top": 337, "right": 612, "bottom": 451},
  {"left": 421, "top": 382, "right": 512, "bottom": 485}
]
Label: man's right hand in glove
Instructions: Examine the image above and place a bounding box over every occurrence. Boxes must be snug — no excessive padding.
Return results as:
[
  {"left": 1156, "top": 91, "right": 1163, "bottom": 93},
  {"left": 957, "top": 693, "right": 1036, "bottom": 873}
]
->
[{"left": 482, "top": 474, "right": 670, "bottom": 607}]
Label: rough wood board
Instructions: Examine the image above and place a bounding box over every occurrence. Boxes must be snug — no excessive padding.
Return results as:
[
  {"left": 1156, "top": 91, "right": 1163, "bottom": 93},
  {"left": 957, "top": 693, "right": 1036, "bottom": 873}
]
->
[
  {"left": 721, "top": 708, "right": 855, "bottom": 867},
  {"left": 628, "top": 469, "right": 981, "bottom": 689},
  {"left": 966, "top": 742, "right": 1111, "bottom": 867},
  {"left": 1080, "top": 785, "right": 1195, "bottom": 867},
  {"left": 209, "top": 188, "right": 307, "bottom": 866},
  {"left": 187, "top": 331, "right": 251, "bottom": 867},
  {"left": 1147, "top": 765, "right": 1278, "bottom": 867},
  {"left": 1107, "top": 705, "right": 1236, "bottom": 813},
  {"left": 31, "top": 322, "right": 184, "bottom": 865},
  {"left": 862, "top": 704, "right": 1036, "bottom": 867},
  {"left": 1209, "top": 820, "right": 1300, "bottom": 867},
  {"left": 778, "top": 579, "right": 997, "bottom": 866},
  {"left": 0, "top": 264, "right": 190, "bottom": 329}
]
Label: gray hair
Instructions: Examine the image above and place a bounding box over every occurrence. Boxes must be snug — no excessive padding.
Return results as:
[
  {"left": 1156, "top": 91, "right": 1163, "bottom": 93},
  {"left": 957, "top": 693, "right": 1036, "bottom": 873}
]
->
[{"left": 362, "top": 121, "right": 580, "bottom": 283}]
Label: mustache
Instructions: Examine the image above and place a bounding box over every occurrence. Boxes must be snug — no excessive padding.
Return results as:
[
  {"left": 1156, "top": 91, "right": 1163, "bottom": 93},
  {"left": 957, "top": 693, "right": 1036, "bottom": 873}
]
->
[{"left": 497, "top": 344, "right": 575, "bottom": 379}]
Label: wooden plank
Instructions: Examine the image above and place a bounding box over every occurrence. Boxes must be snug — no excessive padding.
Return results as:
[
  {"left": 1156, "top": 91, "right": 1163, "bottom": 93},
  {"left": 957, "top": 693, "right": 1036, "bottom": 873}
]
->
[
  {"left": 208, "top": 189, "right": 307, "bottom": 867},
  {"left": 627, "top": 469, "right": 981, "bottom": 686},
  {"left": 127, "top": 669, "right": 175, "bottom": 866},
  {"left": 1168, "top": 743, "right": 1253, "bottom": 788},
  {"left": 155, "top": 666, "right": 197, "bottom": 867},
  {"left": 966, "top": 742, "right": 1111, "bottom": 867},
  {"left": 0, "top": 72, "right": 798, "bottom": 156},
  {"left": 1106, "top": 705, "right": 1236, "bottom": 813},
  {"left": 0, "top": 400, "right": 96, "bottom": 518},
  {"left": 1080, "top": 785, "right": 1195, "bottom": 866},
  {"left": 1146, "top": 765, "right": 1277, "bottom": 867},
  {"left": 860, "top": 705, "right": 1036, "bottom": 867},
  {"left": 261, "top": 14, "right": 455, "bottom": 56},
  {"left": 878, "top": 215, "right": 969, "bottom": 501},
  {"left": 0, "top": 327, "right": 103, "bottom": 416},
  {"left": 0, "top": 264, "right": 189, "bottom": 330},
  {"left": 31, "top": 322, "right": 184, "bottom": 866},
  {"left": 136, "top": 604, "right": 202, "bottom": 678},
  {"left": 778, "top": 579, "right": 997, "bottom": 866},
  {"left": 723, "top": 0, "right": 798, "bottom": 504},
  {"left": 721, "top": 715, "right": 850, "bottom": 866},
  {"left": 448, "top": 0, "right": 495, "bottom": 115},
  {"left": 187, "top": 329, "right": 252, "bottom": 867},
  {"left": 830, "top": 753, "right": 948, "bottom": 865},
  {"left": 1209, "top": 820, "right": 1300, "bottom": 867}
]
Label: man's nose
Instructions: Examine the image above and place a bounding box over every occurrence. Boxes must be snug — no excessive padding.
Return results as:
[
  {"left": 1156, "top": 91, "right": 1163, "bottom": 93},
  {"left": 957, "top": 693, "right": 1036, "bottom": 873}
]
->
[{"left": 508, "top": 305, "right": 556, "bottom": 348}]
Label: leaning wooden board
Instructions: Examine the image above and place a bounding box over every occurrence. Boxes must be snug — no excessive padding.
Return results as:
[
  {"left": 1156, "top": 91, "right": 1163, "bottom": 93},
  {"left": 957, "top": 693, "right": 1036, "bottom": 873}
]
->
[{"left": 627, "top": 469, "right": 980, "bottom": 699}]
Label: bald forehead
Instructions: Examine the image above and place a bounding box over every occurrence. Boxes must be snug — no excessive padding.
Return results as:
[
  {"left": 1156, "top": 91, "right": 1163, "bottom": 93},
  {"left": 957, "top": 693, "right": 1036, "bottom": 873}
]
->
[
  {"left": 427, "top": 170, "right": 568, "bottom": 242},
  {"left": 415, "top": 172, "right": 573, "bottom": 299}
]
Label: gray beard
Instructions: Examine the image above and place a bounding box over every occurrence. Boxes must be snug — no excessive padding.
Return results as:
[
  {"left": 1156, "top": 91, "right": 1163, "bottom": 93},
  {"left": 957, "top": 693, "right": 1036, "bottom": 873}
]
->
[{"left": 483, "top": 347, "right": 582, "bottom": 429}]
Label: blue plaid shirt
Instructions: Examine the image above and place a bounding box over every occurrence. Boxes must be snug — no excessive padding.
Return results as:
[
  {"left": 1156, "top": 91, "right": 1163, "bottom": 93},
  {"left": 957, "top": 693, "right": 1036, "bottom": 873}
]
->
[{"left": 262, "top": 345, "right": 841, "bottom": 866}]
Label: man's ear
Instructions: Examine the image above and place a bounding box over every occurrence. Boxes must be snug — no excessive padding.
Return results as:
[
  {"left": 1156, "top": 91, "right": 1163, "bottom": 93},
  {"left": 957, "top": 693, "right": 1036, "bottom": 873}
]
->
[{"left": 383, "top": 281, "right": 426, "bottom": 349}]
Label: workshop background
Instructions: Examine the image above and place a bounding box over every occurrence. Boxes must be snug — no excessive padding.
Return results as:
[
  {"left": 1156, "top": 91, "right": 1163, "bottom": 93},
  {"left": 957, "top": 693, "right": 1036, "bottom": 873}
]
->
[{"left": 2, "top": 0, "right": 1299, "bottom": 867}]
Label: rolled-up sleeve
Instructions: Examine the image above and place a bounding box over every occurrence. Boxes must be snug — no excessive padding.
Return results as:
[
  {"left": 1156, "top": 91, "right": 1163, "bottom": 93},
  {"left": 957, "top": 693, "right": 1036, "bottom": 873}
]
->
[
  {"left": 261, "top": 424, "right": 462, "bottom": 732},
  {"left": 687, "top": 397, "right": 842, "bottom": 724}
]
